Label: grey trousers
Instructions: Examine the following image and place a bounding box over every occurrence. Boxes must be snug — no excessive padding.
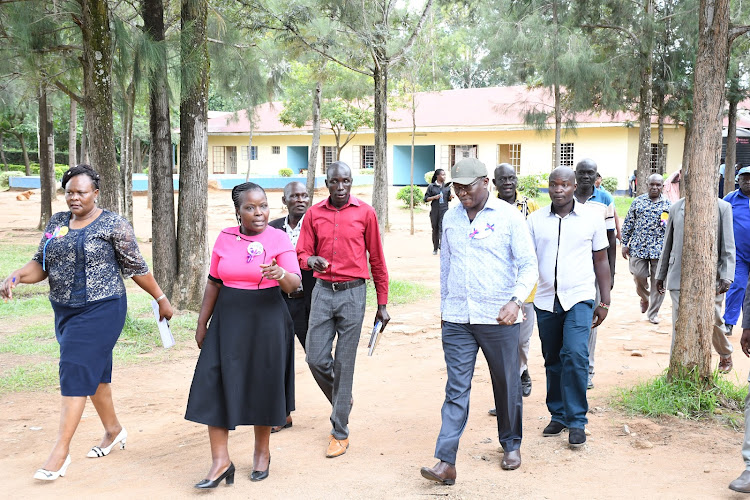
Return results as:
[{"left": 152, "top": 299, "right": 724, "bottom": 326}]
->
[
  {"left": 305, "top": 281, "right": 367, "bottom": 440},
  {"left": 435, "top": 322, "right": 522, "bottom": 465},
  {"left": 588, "top": 282, "right": 600, "bottom": 375},
  {"left": 668, "top": 290, "right": 733, "bottom": 358},
  {"left": 629, "top": 257, "right": 665, "bottom": 322},
  {"left": 519, "top": 302, "right": 535, "bottom": 375},
  {"left": 742, "top": 372, "right": 750, "bottom": 469}
]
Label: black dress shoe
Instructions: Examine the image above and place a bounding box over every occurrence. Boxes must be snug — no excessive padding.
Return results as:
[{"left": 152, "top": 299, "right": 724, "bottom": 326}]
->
[
  {"left": 194, "top": 462, "right": 235, "bottom": 489},
  {"left": 569, "top": 428, "right": 586, "bottom": 448},
  {"left": 729, "top": 470, "right": 750, "bottom": 492},
  {"left": 250, "top": 456, "right": 270, "bottom": 482},
  {"left": 542, "top": 420, "right": 567, "bottom": 437},
  {"left": 501, "top": 449, "right": 521, "bottom": 470},
  {"left": 271, "top": 421, "right": 292, "bottom": 433},
  {"left": 420, "top": 460, "right": 456, "bottom": 485},
  {"left": 521, "top": 369, "right": 532, "bottom": 397}
]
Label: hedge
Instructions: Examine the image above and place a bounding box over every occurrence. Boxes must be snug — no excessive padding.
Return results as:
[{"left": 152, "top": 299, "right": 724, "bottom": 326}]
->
[{"left": 2, "top": 150, "right": 69, "bottom": 165}]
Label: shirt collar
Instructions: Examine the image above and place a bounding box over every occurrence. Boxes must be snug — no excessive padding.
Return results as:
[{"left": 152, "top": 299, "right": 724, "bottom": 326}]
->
[
  {"left": 284, "top": 213, "right": 305, "bottom": 231},
  {"left": 323, "top": 195, "right": 360, "bottom": 210},
  {"left": 548, "top": 198, "right": 580, "bottom": 218}
]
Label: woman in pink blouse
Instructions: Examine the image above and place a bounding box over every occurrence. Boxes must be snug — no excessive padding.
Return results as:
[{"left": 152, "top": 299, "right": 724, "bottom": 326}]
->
[{"left": 185, "top": 182, "right": 301, "bottom": 488}]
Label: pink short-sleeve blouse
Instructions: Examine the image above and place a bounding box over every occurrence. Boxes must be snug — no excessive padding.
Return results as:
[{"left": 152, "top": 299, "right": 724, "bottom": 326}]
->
[{"left": 209, "top": 226, "right": 301, "bottom": 290}]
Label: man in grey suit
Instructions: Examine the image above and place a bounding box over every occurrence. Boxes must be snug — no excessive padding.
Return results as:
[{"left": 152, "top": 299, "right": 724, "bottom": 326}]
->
[
  {"left": 655, "top": 197, "right": 735, "bottom": 372},
  {"left": 729, "top": 278, "right": 750, "bottom": 492}
]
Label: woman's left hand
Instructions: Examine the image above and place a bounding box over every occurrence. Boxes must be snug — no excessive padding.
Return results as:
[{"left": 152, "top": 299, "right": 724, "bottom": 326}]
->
[
  {"left": 259, "top": 258, "right": 285, "bottom": 281},
  {"left": 158, "top": 297, "right": 174, "bottom": 321}
]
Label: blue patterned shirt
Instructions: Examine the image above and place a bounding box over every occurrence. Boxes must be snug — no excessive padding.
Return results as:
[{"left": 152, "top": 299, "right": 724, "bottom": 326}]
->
[
  {"left": 440, "top": 196, "right": 538, "bottom": 324},
  {"left": 621, "top": 194, "right": 671, "bottom": 259}
]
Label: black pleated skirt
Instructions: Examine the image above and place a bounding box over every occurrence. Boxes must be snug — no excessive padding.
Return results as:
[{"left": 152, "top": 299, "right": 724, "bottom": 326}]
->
[{"left": 185, "top": 286, "right": 294, "bottom": 430}]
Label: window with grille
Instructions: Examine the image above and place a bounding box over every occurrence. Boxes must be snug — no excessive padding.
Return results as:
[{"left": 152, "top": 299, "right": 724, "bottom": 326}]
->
[
  {"left": 361, "top": 145, "right": 375, "bottom": 169},
  {"left": 498, "top": 144, "right": 522, "bottom": 174},
  {"left": 241, "top": 146, "right": 258, "bottom": 161},
  {"left": 551, "top": 143, "right": 574, "bottom": 168},
  {"left": 213, "top": 146, "right": 225, "bottom": 174},
  {"left": 650, "top": 143, "right": 667, "bottom": 174},
  {"left": 272, "top": 146, "right": 280, "bottom": 155},
  {"left": 322, "top": 146, "right": 336, "bottom": 173},
  {"left": 449, "top": 145, "right": 478, "bottom": 167}
]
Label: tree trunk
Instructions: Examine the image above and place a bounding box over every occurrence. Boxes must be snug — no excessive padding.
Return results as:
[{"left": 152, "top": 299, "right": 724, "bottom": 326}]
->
[
  {"left": 554, "top": 82, "right": 561, "bottom": 168},
  {"left": 175, "top": 0, "right": 209, "bottom": 311},
  {"left": 69, "top": 98, "right": 77, "bottom": 169},
  {"left": 725, "top": 96, "right": 738, "bottom": 196},
  {"left": 38, "top": 84, "right": 55, "bottom": 230},
  {"left": 635, "top": 0, "right": 654, "bottom": 196},
  {"left": 306, "top": 80, "right": 321, "bottom": 201},
  {"left": 18, "top": 134, "right": 31, "bottom": 175},
  {"left": 372, "top": 55, "right": 389, "bottom": 234},
  {"left": 0, "top": 135, "right": 7, "bottom": 170},
  {"left": 81, "top": 115, "right": 89, "bottom": 164},
  {"left": 133, "top": 136, "right": 142, "bottom": 173},
  {"left": 409, "top": 92, "right": 415, "bottom": 235},
  {"left": 81, "top": 0, "right": 119, "bottom": 212},
  {"left": 657, "top": 105, "right": 665, "bottom": 175},
  {"left": 244, "top": 118, "right": 254, "bottom": 181},
  {"left": 143, "top": 0, "right": 177, "bottom": 299},
  {"left": 120, "top": 81, "right": 135, "bottom": 224},
  {"left": 668, "top": 0, "right": 730, "bottom": 381}
]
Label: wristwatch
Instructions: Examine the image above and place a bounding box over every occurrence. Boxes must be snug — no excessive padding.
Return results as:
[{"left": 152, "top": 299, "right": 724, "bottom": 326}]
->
[{"left": 510, "top": 296, "right": 523, "bottom": 308}]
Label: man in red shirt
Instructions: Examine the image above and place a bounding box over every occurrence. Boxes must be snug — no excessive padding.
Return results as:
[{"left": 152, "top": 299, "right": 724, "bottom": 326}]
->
[{"left": 297, "top": 161, "right": 390, "bottom": 458}]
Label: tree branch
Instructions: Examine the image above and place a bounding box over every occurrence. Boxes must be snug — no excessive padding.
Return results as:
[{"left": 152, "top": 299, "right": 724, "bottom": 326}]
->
[
  {"left": 729, "top": 25, "right": 750, "bottom": 45},
  {"left": 33, "top": 44, "right": 82, "bottom": 54},
  {"left": 390, "top": 0, "right": 434, "bottom": 64},
  {"left": 580, "top": 23, "right": 640, "bottom": 44},
  {"left": 51, "top": 79, "right": 84, "bottom": 104},
  {"left": 207, "top": 37, "right": 256, "bottom": 49}
]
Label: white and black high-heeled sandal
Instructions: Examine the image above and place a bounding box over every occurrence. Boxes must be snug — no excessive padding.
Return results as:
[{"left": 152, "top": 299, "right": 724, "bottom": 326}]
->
[
  {"left": 87, "top": 428, "right": 127, "bottom": 458},
  {"left": 33, "top": 454, "right": 71, "bottom": 481}
]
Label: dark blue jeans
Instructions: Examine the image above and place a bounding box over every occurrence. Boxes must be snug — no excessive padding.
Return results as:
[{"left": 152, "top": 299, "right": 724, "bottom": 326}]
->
[
  {"left": 434, "top": 322, "right": 522, "bottom": 464},
  {"left": 535, "top": 298, "right": 594, "bottom": 429}
]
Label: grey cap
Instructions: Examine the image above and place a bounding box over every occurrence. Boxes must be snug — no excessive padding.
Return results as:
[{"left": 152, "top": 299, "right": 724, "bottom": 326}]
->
[
  {"left": 738, "top": 166, "right": 750, "bottom": 176},
  {"left": 451, "top": 158, "right": 488, "bottom": 185}
]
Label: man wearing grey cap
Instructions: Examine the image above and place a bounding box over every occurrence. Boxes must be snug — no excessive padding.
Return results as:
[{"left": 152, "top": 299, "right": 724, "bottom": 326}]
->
[{"left": 421, "top": 158, "right": 538, "bottom": 484}]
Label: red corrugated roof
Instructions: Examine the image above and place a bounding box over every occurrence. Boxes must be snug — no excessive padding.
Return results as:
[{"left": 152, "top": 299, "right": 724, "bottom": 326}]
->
[{"left": 205, "top": 85, "right": 681, "bottom": 135}]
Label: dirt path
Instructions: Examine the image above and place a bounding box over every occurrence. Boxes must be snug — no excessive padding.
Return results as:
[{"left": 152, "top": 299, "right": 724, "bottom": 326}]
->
[{"left": 0, "top": 188, "right": 747, "bottom": 499}]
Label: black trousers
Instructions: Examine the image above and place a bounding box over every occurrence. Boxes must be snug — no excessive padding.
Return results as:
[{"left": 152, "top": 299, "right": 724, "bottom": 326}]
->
[
  {"left": 430, "top": 209, "right": 447, "bottom": 252},
  {"left": 282, "top": 295, "right": 308, "bottom": 350}
]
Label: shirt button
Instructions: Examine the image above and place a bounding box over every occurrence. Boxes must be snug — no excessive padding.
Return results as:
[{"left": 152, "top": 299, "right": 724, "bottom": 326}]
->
[{"left": 335, "top": 224, "right": 338, "bottom": 227}]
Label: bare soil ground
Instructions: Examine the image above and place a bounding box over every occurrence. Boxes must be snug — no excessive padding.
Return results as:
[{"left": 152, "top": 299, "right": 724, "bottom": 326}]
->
[{"left": 0, "top": 187, "right": 748, "bottom": 499}]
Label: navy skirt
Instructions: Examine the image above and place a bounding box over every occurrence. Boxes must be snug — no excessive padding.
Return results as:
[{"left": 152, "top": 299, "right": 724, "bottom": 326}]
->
[
  {"left": 51, "top": 295, "right": 127, "bottom": 397},
  {"left": 185, "top": 286, "right": 294, "bottom": 430}
]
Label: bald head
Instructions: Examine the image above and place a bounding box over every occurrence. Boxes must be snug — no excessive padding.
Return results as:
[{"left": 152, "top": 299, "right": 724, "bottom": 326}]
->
[
  {"left": 326, "top": 161, "right": 353, "bottom": 208},
  {"left": 282, "top": 180, "right": 309, "bottom": 220},
  {"left": 283, "top": 181, "right": 306, "bottom": 199},
  {"left": 550, "top": 167, "right": 576, "bottom": 183},
  {"left": 327, "top": 161, "right": 352, "bottom": 180},
  {"left": 493, "top": 163, "right": 517, "bottom": 202},
  {"left": 646, "top": 173, "right": 664, "bottom": 200},
  {"left": 575, "top": 158, "right": 597, "bottom": 193}
]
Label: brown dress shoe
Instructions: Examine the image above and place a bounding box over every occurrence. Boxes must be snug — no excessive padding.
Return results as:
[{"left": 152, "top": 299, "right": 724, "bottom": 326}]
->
[
  {"left": 719, "top": 355, "right": 733, "bottom": 374},
  {"left": 501, "top": 449, "right": 521, "bottom": 470},
  {"left": 420, "top": 460, "right": 456, "bottom": 485},
  {"left": 326, "top": 435, "right": 349, "bottom": 458},
  {"left": 729, "top": 470, "right": 750, "bottom": 493}
]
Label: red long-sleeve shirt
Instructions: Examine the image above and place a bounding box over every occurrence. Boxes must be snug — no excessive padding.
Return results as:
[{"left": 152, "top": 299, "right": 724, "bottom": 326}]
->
[{"left": 297, "top": 196, "right": 389, "bottom": 305}]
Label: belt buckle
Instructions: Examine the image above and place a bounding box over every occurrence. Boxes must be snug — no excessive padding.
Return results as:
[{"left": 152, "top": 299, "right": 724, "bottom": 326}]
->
[{"left": 331, "top": 282, "right": 341, "bottom": 292}]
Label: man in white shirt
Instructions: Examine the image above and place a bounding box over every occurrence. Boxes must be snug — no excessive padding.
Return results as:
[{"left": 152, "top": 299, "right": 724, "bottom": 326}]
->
[{"left": 527, "top": 167, "right": 612, "bottom": 449}]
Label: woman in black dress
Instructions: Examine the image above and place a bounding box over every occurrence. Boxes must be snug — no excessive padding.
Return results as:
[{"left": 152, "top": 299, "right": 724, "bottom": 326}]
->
[
  {"left": 185, "top": 183, "right": 302, "bottom": 488},
  {"left": 0, "top": 165, "right": 173, "bottom": 481},
  {"left": 423, "top": 169, "right": 452, "bottom": 254}
]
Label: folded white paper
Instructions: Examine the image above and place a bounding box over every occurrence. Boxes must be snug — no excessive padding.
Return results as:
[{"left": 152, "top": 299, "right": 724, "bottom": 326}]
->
[
  {"left": 151, "top": 299, "right": 175, "bottom": 348},
  {"left": 367, "top": 320, "right": 383, "bottom": 356}
]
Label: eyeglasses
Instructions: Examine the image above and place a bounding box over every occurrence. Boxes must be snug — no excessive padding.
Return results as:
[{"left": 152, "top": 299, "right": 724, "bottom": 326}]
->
[{"left": 452, "top": 177, "right": 484, "bottom": 195}]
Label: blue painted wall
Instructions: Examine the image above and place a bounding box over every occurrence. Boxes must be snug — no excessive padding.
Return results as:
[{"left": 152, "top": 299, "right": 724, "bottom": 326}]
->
[
  {"left": 392, "top": 145, "right": 435, "bottom": 186},
  {"left": 287, "top": 146, "right": 309, "bottom": 173}
]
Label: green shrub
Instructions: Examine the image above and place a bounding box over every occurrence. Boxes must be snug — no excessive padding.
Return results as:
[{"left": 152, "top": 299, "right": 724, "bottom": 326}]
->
[
  {"left": 425, "top": 170, "right": 434, "bottom": 184},
  {"left": 601, "top": 176, "right": 619, "bottom": 194},
  {"left": 396, "top": 185, "right": 423, "bottom": 207},
  {"left": 359, "top": 168, "right": 374, "bottom": 175},
  {"left": 6, "top": 163, "right": 67, "bottom": 179},
  {"left": 0, "top": 171, "right": 24, "bottom": 189},
  {"left": 278, "top": 168, "right": 293, "bottom": 177},
  {"left": 517, "top": 174, "right": 540, "bottom": 197}
]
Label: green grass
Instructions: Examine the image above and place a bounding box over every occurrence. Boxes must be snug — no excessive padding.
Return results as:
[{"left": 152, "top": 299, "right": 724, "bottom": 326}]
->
[
  {"left": 365, "top": 279, "right": 434, "bottom": 307},
  {"left": 0, "top": 323, "right": 57, "bottom": 356},
  {"left": 614, "top": 370, "right": 746, "bottom": 424},
  {"left": 0, "top": 362, "right": 58, "bottom": 394},
  {"left": 0, "top": 243, "right": 50, "bottom": 299}
]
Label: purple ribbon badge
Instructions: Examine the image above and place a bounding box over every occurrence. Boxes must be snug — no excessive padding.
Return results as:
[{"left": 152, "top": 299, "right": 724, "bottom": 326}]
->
[{"left": 247, "top": 241, "right": 264, "bottom": 263}]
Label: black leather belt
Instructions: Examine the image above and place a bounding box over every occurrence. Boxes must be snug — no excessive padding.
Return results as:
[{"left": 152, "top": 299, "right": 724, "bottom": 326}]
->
[
  {"left": 287, "top": 290, "right": 305, "bottom": 299},
  {"left": 317, "top": 278, "right": 365, "bottom": 292}
]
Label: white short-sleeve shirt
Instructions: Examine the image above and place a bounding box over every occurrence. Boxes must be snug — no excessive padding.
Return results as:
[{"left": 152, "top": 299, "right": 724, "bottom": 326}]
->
[{"left": 527, "top": 200, "right": 609, "bottom": 312}]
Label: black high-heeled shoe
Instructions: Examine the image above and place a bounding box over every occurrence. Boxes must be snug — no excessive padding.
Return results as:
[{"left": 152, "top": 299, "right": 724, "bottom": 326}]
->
[
  {"left": 250, "top": 456, "right": 271, "bottom": 482},
  {"left": 194, "top": 462, "right": 235, "bottom": 489}
]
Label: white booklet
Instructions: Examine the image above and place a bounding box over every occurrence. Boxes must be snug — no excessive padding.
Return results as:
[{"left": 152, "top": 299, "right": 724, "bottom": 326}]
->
[{"left": 151, "top": 299, "right": 175, "bottom": 348}]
